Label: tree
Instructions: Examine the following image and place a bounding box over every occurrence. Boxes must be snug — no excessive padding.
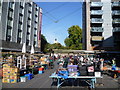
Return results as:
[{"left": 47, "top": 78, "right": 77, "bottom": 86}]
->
[
  {"left": 48, "top": 43, "right": 63, "bottom": 49},
  {"left": 41, "top": 34, "right": 48, "bottom": 53},
  {"left": 64, "top": 25, "right": 82, "bottom": 50}
]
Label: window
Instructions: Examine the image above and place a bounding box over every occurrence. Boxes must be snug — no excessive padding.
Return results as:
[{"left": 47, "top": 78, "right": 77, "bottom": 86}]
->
[
  {"left": 18, "top": 32, "right": 22, "bottom": 38},
  {"left": 19, "top": 16, "right": 22, "bottom": 22},
  {"left": 26, "top": 39, "right": 29, "bottom": 45},
  {"left": 34, "top": 30, "right": 37, "bottom": 35},
  {"left": 26, "top": 35, "right": 30, "bottom": 40},
  {"left": 18, "top": 24, "right": 22, "bottom": 30},
  {"left": 8, "top": 11, "right": 13, "bottom": 18},
  {"left": 7, "top": 28, "right": 11, "bottom": 36},
  {"left": 33, "top": 41, "right": 36, "bottom": 46},
  {"left": 9, "top": 2, "right": 14, "bottom": 9},
  {"left": 20, "top": 2, "right": 23, "bottom": 6},
  {"left": 6, "top": 27, "right": 12, "bottom": 41},
  {"left": 7, "top": 19, "right": 12, "bottom": 26}
]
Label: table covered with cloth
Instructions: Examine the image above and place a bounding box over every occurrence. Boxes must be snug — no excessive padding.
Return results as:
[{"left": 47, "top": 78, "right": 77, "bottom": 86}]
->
[{"left": 49, "top": 72, "right": 97, "bottom": 88}]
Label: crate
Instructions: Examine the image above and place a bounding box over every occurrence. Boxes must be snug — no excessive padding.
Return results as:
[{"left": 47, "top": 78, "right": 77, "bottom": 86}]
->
[
  {"left": 10, "top": 79, "right": 18, "bottom": 83},
  {"left": 2, "top": 64, "right": 10, "bottom": 68},
  {"left": 2, "top": 79, "right": 10, "bottom": 83},
  {"left": 3, "top": 75, "right": 10, "bottom": 79},
  {"left": 25, "top": 74, "right": 33, "bottom": 80},
  {"left": 39, "top": 68, "right": 44, "bottom": 71},
  {"left": 3, "top": 72, "right": 11, "bottom": 76},
  {"left": 38, "top": 71, "right": 44, "bottom": 74},
  {"left": 20, "top": 76, "right": 27, "bottom": 82},
  {"left": 10, "top": 75, "right": 19, "bottom": 79},
  {"left": 10, "top": 72, "right": 19, "bottom": 76},
  {"left": 3, "top": 68, "right": 10, "bottom": 72},
  {"left": 10, "top": 68, "right": 19, "bottom": 72}
]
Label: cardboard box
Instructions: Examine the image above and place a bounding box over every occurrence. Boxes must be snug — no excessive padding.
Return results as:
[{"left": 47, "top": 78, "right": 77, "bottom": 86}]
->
[
  {"left": 3, "top": 75, "right": 10, "bottom": 79},
  {"left": 3, "top": 72, "right": 11, "bottom": 76},
  {"left": 10, "top": 79, "right": 18, "bottom": 83},
  {"left": 10, "top": 68, "right": 19, "bottom": 72},
  {"left": 3, "top": 68, "right": 11, "bottom": 72},
  {"left": 2, "top": 64, "right": 13, "bottom": 68},
  {"left": 10, "top": 75, "right": 19, "bottom": 79},
  {"left": 3, "top": 64, "right": 10, "bottom": 68},
  {"left": 2, "top": 78, "right": 10, "bottom": 83},
  {"left": 10, "top": 72, "right": 19, "bottom": 76}
]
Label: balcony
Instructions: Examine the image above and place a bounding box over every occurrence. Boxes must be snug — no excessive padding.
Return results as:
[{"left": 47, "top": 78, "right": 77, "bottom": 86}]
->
[
  {"left": 113, "top": 19, "right": 120, "bottom": 24},
  {"left": 91, "top": 18, "right": 103, "bottom": 23},
  {"left": 91, "top": 36, "right": 104, "bottom": 41},
  {"left": 90, "top": 2, "right": 103, "bottom": 7},
  {"left": 91, "top": 10, "right": 103, "bottom": 15},
  {"left": 91, "top": 27, "right": 103, "bottom": 32},
  {"left": 112, "top": 2, "right": 120, "bottom": 7},
  {"left": 20, "top": 2, "right": 24, "bottom": 9},
  {"left": 112, "top": 11, "right": 120, "bottom": 15},
  {"left": 113, "top": 27, "right": 120, "bottom": 32}
]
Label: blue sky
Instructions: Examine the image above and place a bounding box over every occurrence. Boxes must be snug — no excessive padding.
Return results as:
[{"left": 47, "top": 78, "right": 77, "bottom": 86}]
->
[{"left": 36, "top": 2, "right": 83, "bottom": 46}]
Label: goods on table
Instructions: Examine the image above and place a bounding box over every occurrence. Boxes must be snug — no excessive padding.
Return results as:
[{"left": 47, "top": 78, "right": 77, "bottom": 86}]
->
[
  {"left": 2, "top": 64, "right": 20, "bottom": 83},
  {"left": 38, "top": 67, "right": 44, "bottom": 74},
  {"left": 67, "top": 65, "right": 79, "bottom": 76}
]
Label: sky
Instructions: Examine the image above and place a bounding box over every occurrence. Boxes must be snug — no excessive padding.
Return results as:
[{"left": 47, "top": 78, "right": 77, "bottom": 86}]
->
[{"left": 35, "top": 2, "right": 83, "bottom": 46}]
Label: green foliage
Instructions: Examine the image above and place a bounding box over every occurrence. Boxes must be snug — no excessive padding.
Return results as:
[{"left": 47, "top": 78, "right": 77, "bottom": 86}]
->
[
  {"left": 41, "top": 34, "right": 48, "bottom": 53},
  {"left": 47, "top": 43, "right": 64, "bottom": 49},
  {"left": 64, "top": 25, "right": 82, "bottom": 50}
]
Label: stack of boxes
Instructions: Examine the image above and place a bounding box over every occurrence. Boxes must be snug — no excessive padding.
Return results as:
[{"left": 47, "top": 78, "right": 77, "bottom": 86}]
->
[
  {"left": 38, "top": 67, "right": 44, "bottom": 74},
  {"left": 2, "top": 64, "right": 20, "bottom": 83}
]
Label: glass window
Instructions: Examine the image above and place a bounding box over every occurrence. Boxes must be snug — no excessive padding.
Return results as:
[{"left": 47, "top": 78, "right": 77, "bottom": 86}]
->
[
  {"left": 9, "top": 2, "right": 14, "bottom": 9},
  {"left": 34, "top": 36, "right": 37, "bottom": 41},
  {"left": 18, "top": 24, "right": 22, "bottom": 30},
  {"left": 7, "top": 20, "right": 12, "bottom": 26},
  {"left": 8, "top": 11, "right": 13, "bottom": 18},
  {"left": 7, "top": 28, "right": 11, "bottom": 36},
  {"left": 26, "top": 34, "right": 30, "bottom": 40},
  {"left": 18, "top": 32, "right": 22, "bottom": 38},
  {"left": 19, "top": 15, "right": 22, "bottom": 22},
  {"left": 20, "top": 2, "right": 23, "bottom": 6}
]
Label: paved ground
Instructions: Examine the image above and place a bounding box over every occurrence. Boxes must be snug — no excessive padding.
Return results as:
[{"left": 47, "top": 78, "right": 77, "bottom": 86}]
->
[{"left": 1, "top": 60, "right": 120, "bottom": 90}]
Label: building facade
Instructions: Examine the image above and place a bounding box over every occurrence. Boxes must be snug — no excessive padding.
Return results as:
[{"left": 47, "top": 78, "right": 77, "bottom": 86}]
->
[
  {"left": 82, "top": 0, "right": 120, "bottom": 51},
  {"left": 0, "top": 1, "right": 42, "bottom": 52}
]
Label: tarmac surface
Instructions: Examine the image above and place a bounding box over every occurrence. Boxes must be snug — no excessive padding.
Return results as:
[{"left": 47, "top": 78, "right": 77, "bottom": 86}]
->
[{"left": 1, "top": 60, "right": 120, "bottom": 90}]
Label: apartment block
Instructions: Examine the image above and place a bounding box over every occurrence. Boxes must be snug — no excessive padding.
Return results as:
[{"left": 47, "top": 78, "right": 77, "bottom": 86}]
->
[
  {"left": 82, "top": 0, "right": 120, "bottom": 51},
  {"left": 0, "top": 1, "right": 42, "bottom": 52}
]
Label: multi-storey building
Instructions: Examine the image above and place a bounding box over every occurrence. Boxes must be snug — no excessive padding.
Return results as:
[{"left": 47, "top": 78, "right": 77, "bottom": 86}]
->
[
  {"left": 0, "top": 1, "right": 42, "bottom": 52},
  {"left": 82, "top": 0, "right": 120, "bottom": 51}
]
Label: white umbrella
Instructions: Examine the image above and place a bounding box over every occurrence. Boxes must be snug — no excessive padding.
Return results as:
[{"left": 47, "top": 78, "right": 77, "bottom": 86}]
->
[
  {"left": 31, "top": 45, "right": 34, "bottom": 54},
  {"left": 22, "top": 43, "right": 26, "bottom": 53}
]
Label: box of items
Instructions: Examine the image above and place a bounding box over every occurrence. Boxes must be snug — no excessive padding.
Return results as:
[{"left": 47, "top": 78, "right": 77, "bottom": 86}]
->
[{"left": 2, "top": 78, "right": 10, "bottom": 83}]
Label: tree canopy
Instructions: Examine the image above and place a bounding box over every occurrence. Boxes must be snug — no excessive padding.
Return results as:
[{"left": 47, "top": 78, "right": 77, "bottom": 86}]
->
[
  {"left": 41, "top": 34, "right": 48, "bottom": 53},
  {"left": 64, "top": 25, "right": 82, "bottom": 50}
]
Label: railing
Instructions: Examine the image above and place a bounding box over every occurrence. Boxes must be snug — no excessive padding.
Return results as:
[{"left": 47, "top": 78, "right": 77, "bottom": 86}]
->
[
  {"left": 91, "top": 18, "right": 103, "bottom": 23},
  {"left": 112, "top": 2, "right": 120, "bottom": 7},
  {"left": 113, "top": 19, "right": 120, "bottom": 23},
  {"left": 113, "top": 27, "right": 120, "bottom": 32},
  {"left": 112, "top": 11, "right": 120, "bottom": 15},
  {"left": 91, "top": 10, "right": 103, "bottom": 15},
  {"left": 90, "top": 2, "right": 103, "bottom": 7},
  {"left": 91, "top": 27, "right": 103, "bottom": 32}
]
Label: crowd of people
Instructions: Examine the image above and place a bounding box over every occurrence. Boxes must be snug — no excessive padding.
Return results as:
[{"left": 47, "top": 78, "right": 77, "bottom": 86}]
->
[{"left": 57, "top": 55, "right": 106, "bottom": 71}]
